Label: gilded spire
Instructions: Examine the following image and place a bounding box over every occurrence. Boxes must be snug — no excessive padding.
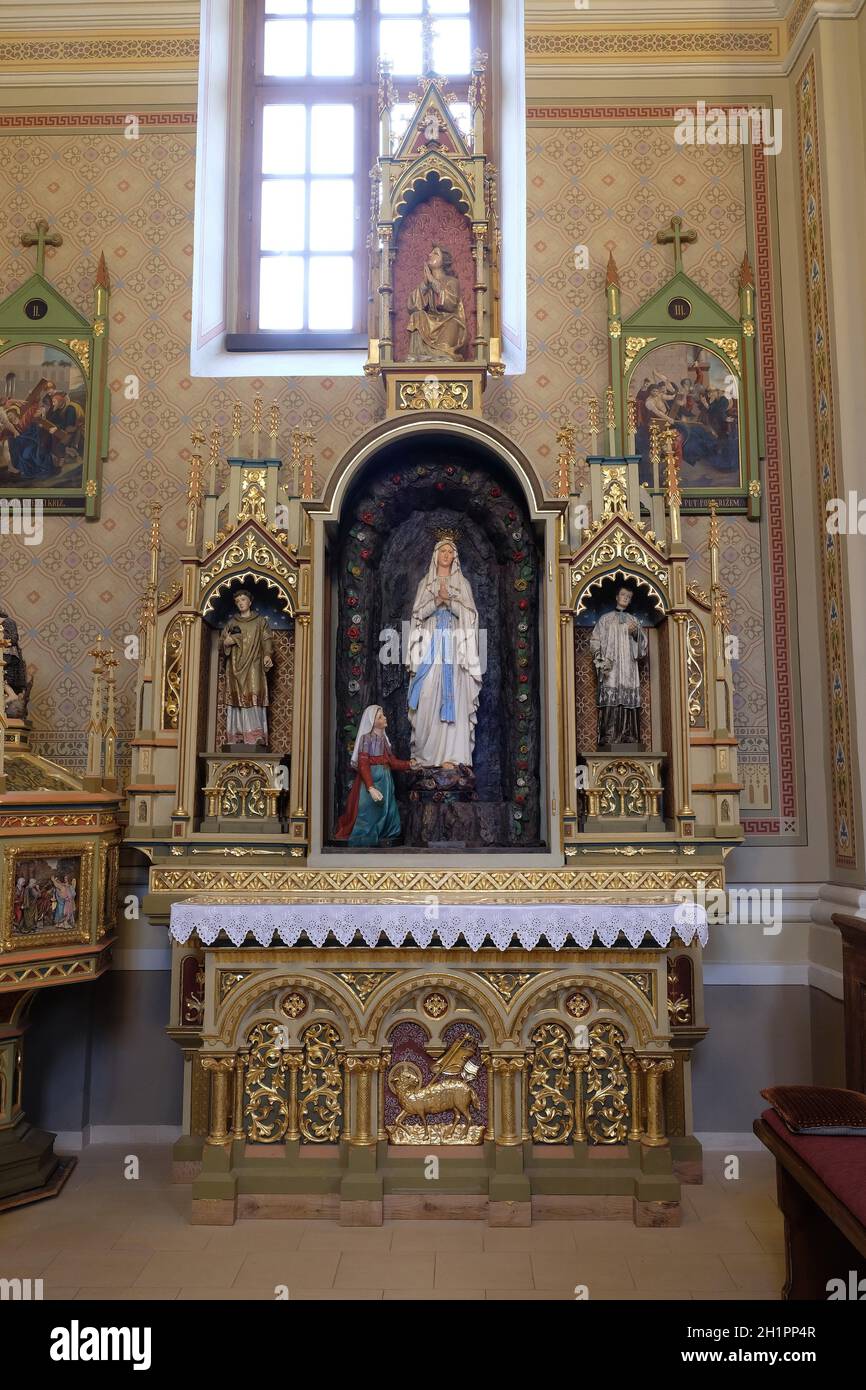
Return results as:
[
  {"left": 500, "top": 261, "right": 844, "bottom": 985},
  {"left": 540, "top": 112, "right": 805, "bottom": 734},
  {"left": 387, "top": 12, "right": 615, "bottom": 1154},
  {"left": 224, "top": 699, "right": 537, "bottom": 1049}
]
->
[
  {"left": 605, "top": 251, "right": 620, "bottom": 288},
  {"left": 738, "top": 252, "right": 754, "bottom": 290}
]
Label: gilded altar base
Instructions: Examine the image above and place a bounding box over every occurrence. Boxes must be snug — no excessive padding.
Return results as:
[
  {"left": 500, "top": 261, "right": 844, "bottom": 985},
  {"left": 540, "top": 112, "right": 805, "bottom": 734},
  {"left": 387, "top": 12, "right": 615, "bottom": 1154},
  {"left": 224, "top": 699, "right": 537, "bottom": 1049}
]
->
[{"left": 169, "top": 943, "right": 705, "bottom": 1228}]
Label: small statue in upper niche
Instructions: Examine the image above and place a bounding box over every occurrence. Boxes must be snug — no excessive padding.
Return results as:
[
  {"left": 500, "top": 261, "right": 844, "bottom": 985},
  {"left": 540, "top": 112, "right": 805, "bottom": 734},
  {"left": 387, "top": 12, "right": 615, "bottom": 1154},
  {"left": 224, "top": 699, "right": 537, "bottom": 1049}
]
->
[
  {"left": 221, "top": 589, "right": 273, "bottom": 750},
  {"left": 589, "top": 583, "right": 647, "bottom": 750},
  {"left": 407, "top": 245, "right": 467, "bottom": 363}
]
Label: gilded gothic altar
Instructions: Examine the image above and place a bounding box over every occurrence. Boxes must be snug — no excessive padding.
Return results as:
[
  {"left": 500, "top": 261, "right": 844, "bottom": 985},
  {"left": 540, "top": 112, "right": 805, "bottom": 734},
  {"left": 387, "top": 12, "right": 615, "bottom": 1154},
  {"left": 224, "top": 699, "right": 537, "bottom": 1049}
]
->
[{"left": 124, "top": 72, "right": 745, "bottom": 1228}]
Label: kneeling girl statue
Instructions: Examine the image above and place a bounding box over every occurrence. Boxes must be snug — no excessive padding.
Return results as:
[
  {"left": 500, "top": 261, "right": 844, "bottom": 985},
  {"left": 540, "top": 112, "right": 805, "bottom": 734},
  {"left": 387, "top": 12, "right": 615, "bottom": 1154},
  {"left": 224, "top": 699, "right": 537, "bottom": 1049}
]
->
[{"left": 335, "top": 705, "right": 415, "bottom": 847}]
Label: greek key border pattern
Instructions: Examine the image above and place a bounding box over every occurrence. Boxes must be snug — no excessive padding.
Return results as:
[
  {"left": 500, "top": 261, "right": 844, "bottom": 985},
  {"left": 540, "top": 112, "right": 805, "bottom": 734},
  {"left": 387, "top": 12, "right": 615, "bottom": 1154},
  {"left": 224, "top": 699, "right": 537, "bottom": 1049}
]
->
[{"left": 796, "top": 57, "right": 856, "bottom": 867}]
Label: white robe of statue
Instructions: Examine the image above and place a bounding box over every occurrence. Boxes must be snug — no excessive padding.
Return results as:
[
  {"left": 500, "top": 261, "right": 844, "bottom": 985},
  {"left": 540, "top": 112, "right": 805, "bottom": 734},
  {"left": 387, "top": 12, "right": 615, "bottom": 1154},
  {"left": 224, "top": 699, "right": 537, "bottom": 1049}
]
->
[{"left": 406, "top": 540, "right": 482, "bottom": 768}]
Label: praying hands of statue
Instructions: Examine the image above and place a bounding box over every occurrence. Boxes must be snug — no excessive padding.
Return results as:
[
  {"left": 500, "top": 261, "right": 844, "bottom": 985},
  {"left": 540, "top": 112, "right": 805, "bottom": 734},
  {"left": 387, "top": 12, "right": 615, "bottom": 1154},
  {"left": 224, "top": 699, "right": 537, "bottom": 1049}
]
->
[{"left": 436, "top": 579, "right": 450, "bottom": 606}]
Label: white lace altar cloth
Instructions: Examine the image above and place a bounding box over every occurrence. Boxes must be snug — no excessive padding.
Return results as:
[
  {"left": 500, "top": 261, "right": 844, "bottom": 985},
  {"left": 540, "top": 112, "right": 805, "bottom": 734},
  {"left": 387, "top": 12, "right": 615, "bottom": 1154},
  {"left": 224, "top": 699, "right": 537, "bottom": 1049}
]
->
[{"left": 168, "top": 901, "right": 707, "bottom": 952}]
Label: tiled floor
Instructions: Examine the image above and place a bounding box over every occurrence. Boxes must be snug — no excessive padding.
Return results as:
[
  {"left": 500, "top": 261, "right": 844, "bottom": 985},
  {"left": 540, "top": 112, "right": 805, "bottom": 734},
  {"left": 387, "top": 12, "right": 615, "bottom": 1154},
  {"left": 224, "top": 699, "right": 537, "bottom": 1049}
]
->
[{"left": 0, "top": 1145, "right": 785, "bottom": 1300}]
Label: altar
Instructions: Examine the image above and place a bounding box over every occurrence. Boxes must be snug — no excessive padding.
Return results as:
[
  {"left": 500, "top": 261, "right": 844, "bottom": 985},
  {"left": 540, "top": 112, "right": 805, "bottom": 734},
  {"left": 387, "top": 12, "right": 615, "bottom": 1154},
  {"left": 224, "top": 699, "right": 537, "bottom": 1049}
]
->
[{"left": 123, "top": 68, "right": 743, "bottom": 1227}]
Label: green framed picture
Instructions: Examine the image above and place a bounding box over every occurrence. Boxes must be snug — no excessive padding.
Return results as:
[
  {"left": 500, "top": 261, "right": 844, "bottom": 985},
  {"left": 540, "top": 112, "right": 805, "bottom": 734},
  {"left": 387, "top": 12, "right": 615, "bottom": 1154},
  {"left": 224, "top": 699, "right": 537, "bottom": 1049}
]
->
[{"left": 0, "top": 221, "right": 110, "bottom": 518}]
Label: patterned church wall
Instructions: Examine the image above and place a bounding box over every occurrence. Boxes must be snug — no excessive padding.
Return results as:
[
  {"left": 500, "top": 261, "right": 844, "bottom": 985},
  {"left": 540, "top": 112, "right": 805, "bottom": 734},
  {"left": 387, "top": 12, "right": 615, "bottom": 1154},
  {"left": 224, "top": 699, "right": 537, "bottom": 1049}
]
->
[{"left": 0, "top": 110, "right": 797, "bottom": 837}]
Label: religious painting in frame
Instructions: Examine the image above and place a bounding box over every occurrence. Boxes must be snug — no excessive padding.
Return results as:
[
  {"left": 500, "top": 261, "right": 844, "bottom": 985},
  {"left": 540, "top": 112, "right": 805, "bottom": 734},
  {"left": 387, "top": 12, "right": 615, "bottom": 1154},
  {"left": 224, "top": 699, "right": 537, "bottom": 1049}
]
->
[
  {"left": 609, "top": 233, "right": 763, "bottom": 518},
  {"left": 2, "top": 841, "right": 94, "bottom": 949},
  {"left": 629, "top": 342, "right": 742, "bottom": 491},
  {"left": 0, "top": 221, "right": 110, "bottom": 518}
]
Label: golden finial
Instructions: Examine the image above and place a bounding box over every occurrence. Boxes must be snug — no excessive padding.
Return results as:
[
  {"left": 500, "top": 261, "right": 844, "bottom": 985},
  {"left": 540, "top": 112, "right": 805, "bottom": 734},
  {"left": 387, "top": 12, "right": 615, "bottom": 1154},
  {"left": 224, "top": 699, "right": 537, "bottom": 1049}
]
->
[
  {"left": 708, "top": 498, "right": 721, "bottom": 550},
  {"left": 231, "top": 402, "right": 242, "bottom": 452},
  {"left": 301, "top": 424, "right": 315, "bottom": 501},
  {"left": 555, "top": 424, "right": 575, "bottom": 498},
  {"left": 605, "top": 251, "right": 620, "bottom": 288},
  {"left": 663, "top": 427, "right": 681, "bottom": 509},
  {"left": 587, "top": 398, "right": 599, "bottom": 435},
  {"left": 268, "top": 402, "right": 280, "bottom": 454}
]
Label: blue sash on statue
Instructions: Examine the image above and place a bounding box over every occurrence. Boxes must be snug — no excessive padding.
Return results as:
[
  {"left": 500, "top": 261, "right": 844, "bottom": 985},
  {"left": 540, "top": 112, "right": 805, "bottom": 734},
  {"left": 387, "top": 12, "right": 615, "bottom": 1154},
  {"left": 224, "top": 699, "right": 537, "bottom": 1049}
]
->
[{"left": 408, "top": 606, "right": 455, "bottom": 722}]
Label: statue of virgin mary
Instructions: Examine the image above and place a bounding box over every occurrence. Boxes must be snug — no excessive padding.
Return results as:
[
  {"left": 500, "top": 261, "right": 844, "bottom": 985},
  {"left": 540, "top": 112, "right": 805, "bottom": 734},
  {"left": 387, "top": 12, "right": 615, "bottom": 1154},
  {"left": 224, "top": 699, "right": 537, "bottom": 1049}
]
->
[{"left": 406, "top": 537, "right": 482, "bottom": 768}]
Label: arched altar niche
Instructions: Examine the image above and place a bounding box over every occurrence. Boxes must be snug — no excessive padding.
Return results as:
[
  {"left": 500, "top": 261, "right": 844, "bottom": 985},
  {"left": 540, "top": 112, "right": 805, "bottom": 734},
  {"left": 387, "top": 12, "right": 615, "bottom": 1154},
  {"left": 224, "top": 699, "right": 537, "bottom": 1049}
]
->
[
  {"left": 392, "top": 194, "right": 476, "bottom": 363},
  {"left": 203, "top": 580, "right": 294, "bottom": 757},
  {"left": 329, "top": 433, "right": 543, "bottom": 850},
  {"left": 574, "top": 573, "right": 664, "bottom": 755}
]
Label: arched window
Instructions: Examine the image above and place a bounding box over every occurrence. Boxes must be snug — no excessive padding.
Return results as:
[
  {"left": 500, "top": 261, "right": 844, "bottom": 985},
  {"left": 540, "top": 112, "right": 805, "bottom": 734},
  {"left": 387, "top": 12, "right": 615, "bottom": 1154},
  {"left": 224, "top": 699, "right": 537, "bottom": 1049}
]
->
[{"left": 235, "top": 0, "right": 491, "bottom": 348}]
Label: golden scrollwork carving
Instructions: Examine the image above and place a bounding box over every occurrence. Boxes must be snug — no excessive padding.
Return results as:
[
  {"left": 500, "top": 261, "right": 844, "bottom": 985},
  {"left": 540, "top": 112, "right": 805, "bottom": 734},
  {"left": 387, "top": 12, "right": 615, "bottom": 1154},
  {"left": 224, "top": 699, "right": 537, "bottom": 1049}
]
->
[
  {"left": 298, "top": 1022, "right": 343, "bottom": 1142},
  {"left": 686, "top": 615, "right": 706, "bottom": 727},
  {"left": 590, "top": 760, "right": 653, "bottom": 819},
  {"left": 585, "top": 1021, "right": 630, "bottom": 1144},
  {"left": 199, "top": 526, "right": 297, "bottom": 617},
  {"left": 527, "top": 1022, "right": 574, "bottom": 1144},
  {"left": 152, "top": 866, "right": 724, "bottom": 898},
  {"left": 243, "top": 1022, "right": 289, "bottom": 1143},
  {"left": 474, "top": 971, "right": 539, "bottom": 1004},
  {"left": 687, "top": 582, "right": 711, "bottom": 610},
  {"left": 203, "top": 761, "right": 280, "bottom": 821},
  {"left": 59, "top": 337, "right": 90, "bottom": 377},
  {"left": 218, "top": 969, "right": 249, "bottom": 1004},
  {"left": 708, "top": 336, "right": 740, "bottom": 374},
  {"left": 617, "top": 970, "right": 654, "bottom": 1006},
  {"left": 333, "top": 971, "right": 396, "bottom": 1005},
  {"left": 397, "top": 379, "right": 471, "bottom": 412},
  {"left": 572, "top": 523, "right": 669, "bottom": 616},
  {"left": 237, "top": 468, "right": 268, "bottom": 524},
  {"left": 623, "top": 335, "right": 656, "bottom": 374},
  {"left": 601, "top": 465, "right": 629, "bottom": 516},
  {"left": 161, "top": 614, "right": 184, "bottom": 730}
]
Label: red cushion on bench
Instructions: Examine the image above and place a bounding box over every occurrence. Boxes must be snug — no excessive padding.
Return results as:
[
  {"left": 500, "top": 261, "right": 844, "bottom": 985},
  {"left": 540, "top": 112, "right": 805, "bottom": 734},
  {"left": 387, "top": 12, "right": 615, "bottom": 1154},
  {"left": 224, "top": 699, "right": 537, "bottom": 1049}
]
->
[{"left": 761, "top": 1108, "right": 866, "bottom": 1227}]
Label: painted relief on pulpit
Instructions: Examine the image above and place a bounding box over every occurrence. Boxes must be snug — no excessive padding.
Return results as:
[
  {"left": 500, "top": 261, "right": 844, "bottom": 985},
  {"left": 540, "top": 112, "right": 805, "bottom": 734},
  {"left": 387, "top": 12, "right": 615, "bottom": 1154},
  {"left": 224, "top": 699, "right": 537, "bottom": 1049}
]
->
[
  {"left": 629, "top": 343, "right": 740, "bottom": 490},
  {"left": 0, "top": 343, "right": 87, "bottom": 492},
  {"left": 10, "top": 854, "right": 82, "bottom": 938},
  {"left": 331, "top": 439, "right": 542, "bottom": 849}
]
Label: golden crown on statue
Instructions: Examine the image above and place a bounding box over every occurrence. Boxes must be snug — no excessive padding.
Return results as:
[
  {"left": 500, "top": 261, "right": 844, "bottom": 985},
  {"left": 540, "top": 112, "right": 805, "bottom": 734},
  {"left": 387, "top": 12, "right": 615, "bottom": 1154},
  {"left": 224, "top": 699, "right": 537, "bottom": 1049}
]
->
[{"left": 434, "top": 527, "right": 460, "bottom": 543}]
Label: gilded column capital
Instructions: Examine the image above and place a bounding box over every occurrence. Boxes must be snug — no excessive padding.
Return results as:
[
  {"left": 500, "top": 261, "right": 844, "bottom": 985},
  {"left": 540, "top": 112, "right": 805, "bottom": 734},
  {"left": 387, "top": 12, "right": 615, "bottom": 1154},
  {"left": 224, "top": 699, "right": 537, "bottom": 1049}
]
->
[{"left": 201, "top": 1055, "right": 236, "bottom": 1075}]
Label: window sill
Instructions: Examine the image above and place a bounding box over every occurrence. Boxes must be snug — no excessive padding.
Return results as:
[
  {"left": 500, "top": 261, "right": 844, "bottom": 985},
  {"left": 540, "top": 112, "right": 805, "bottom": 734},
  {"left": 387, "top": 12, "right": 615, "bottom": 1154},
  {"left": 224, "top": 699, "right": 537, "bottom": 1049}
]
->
[
  {"left": 190, "top": 334, "right": 371, "bottom": 380},
  {"left": 225, "top": 333, "right": 369, "bottom": 353}
]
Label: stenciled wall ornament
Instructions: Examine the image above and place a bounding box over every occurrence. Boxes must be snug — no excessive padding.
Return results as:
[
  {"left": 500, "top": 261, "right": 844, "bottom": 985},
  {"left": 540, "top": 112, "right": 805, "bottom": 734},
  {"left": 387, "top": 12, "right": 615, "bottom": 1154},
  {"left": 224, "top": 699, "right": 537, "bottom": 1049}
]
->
[{"left": 0, "top": 221, "right": 110, "bottom": 517}]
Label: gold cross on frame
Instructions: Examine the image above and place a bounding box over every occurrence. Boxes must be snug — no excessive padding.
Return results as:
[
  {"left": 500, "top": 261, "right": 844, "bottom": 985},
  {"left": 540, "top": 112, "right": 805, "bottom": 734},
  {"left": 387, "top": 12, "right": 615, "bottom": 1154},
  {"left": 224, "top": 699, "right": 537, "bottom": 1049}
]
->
[
  {"left": 20, "top": 219, "right": 63, "bottom": 277},
  {"left": 655, "top": 216, "right": 697, "bottom": 274}
]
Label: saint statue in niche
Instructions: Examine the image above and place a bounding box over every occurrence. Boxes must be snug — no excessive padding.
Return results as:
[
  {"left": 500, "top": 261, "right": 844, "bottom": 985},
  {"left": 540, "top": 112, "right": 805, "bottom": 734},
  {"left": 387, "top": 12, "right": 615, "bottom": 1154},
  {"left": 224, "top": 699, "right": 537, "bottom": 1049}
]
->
[
  {"left": 407, "top": 537, "right": 482, "bottom": 768},
  {"left": 407, "top": 245, "right": 467, "bottom": 362},
  {"left": 220, "top": 589, "right": 273, "bottom": 750},
  {"left": 335, "top": 705, "right": 414, "bottom": 847},
  {"left": 589, "top": 583, "right": 647, "bottom": 749}
]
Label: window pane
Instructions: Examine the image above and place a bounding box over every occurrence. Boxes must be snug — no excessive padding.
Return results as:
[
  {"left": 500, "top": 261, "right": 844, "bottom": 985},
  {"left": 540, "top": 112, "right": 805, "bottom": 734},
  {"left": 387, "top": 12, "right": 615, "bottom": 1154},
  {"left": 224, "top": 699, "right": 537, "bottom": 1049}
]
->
[
  {"left": 310, "top": 105, "right": 354, "bottom": 174},
  {"left": 379, "top": 0, "right": 421, "bottom": 11},
  {"left": 310, "top": 179, "right": 354, "bottom": 250},
  {"left": 308, "top": 256, "right": 354, "bottom": 329},
  {"left": 379, "top": 19, "right": 422, "bottom": 75},
  {"left": 430, "top": 0, "right": 470, "bottom": 12},
  {"left": 264, "top": 19, "right": 307, "bottom": 76},
  {"left": 432, "top": 17, "right": 470, "bottom": 74},
  {"left": 261, "top": 180, "right": 306, "bottom": 252},
  {"left": 449, "top": 101, "right": 471, "bottom": 139},
  {"left": 259, "top": 257, "right": 305, "bottom": 330},
  {"left": 262, "top": 105, "right": 307, "bottom": 175},
  {"left": 312, "top": 0, "right": 355, "bottom": 11},
  {"left": 311, "top": 19, "right": 355, "bottom": 75},
  {"left": 390, "top": 102, "right": 415, "bottom": 147},
  {"left": 266, "top": 0, "right": 306, "bottom": 12}
]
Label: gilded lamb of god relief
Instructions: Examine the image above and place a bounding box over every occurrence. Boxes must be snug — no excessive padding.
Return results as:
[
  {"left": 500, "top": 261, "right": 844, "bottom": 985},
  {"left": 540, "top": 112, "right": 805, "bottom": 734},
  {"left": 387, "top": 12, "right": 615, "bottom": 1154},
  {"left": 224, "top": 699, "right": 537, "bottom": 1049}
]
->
[
  {"left": 221, "top": 589, "right": 274, "bottom": 750},
  {"left": 407, "top": 246, "right": 467, "bottom": 362},
  {"left": 407, "top": 536, "right": 482, "bottom": 770},
  {"left": 590, "top": 584, "right": 648, "bottom": 750}
]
